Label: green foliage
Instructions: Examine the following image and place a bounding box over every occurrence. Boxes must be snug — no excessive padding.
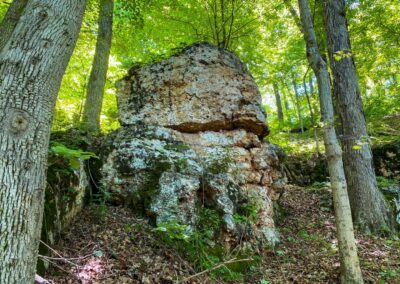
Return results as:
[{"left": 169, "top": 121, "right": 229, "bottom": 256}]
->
[
  {"left": 154, "top": 221, "right": 191, "bottom": 241},
  {"left": 37, "top": 0, "right": 398, "bottom": 140},
  {"left": 50, "top": 143, "right": 98, "bottom": 169},
  {"left": 378, "top": 268, "right": 399, "bottom": 282},
  {"left": 234, "top": 200, "right": 258, "bottom": 225},
  {"left": 347, "top": 0, "right": 400, "bottom": 123},
  {"left": 333, "top": 49, "right": 353, "bottom": 61},
  {"left": 376, "top": 176, "right": 398, "bottom": 188},
  {"left": 91, "top": 185, "right": 112, "bottom": 219},
  {"left": 153, "top": 207, "right": 259, "bottom": 282},
  {"left": 204, "top": 148, "right": 234, "bottom": 175}
]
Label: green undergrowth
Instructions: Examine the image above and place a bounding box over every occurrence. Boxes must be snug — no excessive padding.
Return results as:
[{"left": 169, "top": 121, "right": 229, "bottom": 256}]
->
[
  {"left": 377, "top": 176, "right": 400, "bottom": 188},
  {"left": 267, "top": 115, "right": 399, "bottom": 157},
  {"left": 153, "top": 206, "right": 260, "bottom": 282},
  {"left": 267, "top": 128, "right": 323, "bottom": 156}
]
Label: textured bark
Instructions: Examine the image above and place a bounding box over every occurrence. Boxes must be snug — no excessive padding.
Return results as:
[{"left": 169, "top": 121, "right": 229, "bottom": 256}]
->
[
  {"left": 0, "top": 0, "right": 86, "bottom": 283},
  {"left": 0, "top": 0, "right": 29, "bottom": 51},
  {"left": 297, "top": 0, "right": 363, "bottom": 282},
  {"left": 323, "top": 0, "right": 394, "bottom": 233},
  {"left": 303, "top": 75, "right": 319, "bottom": 154},
  {"left": 273, "top": 82, "right": 284, "bottom": 121},
  {"left": 291, "top": 73, "right": 304, "bottom": 133},
  {"left": 81, "top": 0, "right": 113, "bottom": 134}
]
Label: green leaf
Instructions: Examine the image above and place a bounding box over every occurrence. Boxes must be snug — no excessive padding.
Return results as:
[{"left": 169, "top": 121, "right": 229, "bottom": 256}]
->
[
  {"left": 334, "top": 54, "right": 342, "bottom": 61},
  {"left": 51, "top": 143, "right": 98, "bottom": 160},
  {"left": 155, "top": 226, "right": 167, "bottom": 232},
  {"left": 93, "top": 250, "right": 103, "bottom": 257},
  {"left": 69, "top": 158, "right": 81, "bottom": 170}
]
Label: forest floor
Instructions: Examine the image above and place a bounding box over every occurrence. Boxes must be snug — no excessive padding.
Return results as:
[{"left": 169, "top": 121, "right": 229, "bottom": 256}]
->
[{"left": 44, "top": 185, "right": 400, "bottom": 284}]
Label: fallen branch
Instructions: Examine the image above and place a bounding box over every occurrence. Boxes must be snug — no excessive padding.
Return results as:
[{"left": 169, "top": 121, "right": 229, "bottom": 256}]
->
[
  {"left": 179, "top": 257, "right": 252, "bottom": 283},
  {"left": 39, "top": 241, "right": 80, "bottom": 268},
  {"left": 38, "top": 254, "right": 92, "bottom": 262},
  {"left": 35, "top": 274, "right": 51, "bottom": 284},
  {"left": 38, "top": 256, "right": 81, "bottom": 281}
]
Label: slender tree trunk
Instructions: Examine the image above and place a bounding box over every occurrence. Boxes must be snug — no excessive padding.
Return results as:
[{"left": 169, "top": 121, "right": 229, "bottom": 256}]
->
[
  {"left": 297, "top": 0, "right": 363, "bottom": 282},
  {"left": 303, "top": 75, "right": 320, "bottom": 154},
  {"left": 225, "top": 0, "right": 235, "bottom": 49},
  {"left": 81, "top": 0, "right": 113, "bottom": 134},
  {"left": 291, "top": 73, "right": 304, "bottom": 133},
  {"left": 309, "top": 75, "right": 319, "bottom": 116},
  {"left": 0, "top": 1, "right": 86, "bottom": 283},
  {"left": 220, "top": 0, "right": 226, "bottom": 48},
  {"left": 213, "top": 0, "right": 220, "bottom": 47},
  {"left": 283, "top": 88, "right": 290, "bottom": 111},
  {"left": 0, "top": 0, "right": 28, "bottom": 51},
  {"left": 273, "top": 82, "right": 284, "bottom": 122},
  {"left": 323, "top": 0, "right": 394, "bottom": 233}
]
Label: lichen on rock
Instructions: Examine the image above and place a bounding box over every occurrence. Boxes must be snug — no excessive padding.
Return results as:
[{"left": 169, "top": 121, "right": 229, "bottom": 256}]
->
[
  {"left": 116, "top": 42, "right": 269, "bottom": 138},
  {"left": 101, "top": 42, "right": 286, "bottom": 247}
]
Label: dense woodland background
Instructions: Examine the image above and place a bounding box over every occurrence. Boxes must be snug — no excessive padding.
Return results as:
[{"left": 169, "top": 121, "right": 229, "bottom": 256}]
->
[
  {"left": 1, "top": 0, "right": 397, "bottom": 138},
  {"left": 0, "top": 0, "right": 399, "bottom": 283}
]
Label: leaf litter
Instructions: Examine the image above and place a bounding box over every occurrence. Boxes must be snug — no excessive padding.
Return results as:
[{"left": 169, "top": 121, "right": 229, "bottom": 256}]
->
[{"left": 44, "top": 185, "right": 400, "bottom": 283}]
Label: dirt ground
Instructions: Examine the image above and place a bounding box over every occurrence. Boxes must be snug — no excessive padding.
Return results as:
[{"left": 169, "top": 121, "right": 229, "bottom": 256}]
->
[{"left": 44, "top": 185, "right": 400, "bottom": 283}]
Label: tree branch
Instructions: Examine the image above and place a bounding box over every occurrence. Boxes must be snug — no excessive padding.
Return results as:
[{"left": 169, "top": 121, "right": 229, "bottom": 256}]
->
[{"left": 283, "top": 0, "right": 304, "bottom": 33}]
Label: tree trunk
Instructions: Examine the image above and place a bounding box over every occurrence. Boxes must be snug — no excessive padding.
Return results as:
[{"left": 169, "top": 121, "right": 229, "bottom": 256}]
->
[
  {"left": 309, "top": 76, "right": 319, "bottom": 113},
  {"left": 81, "top": 0, "right": 113, "bottom": 134},
  {"left": 323, "top": 0, "right": 394, "bottom": 233},
  {"left": 297, "top": 0, "right": 363, "bottom": 282},
  {"left": 0, "top": 0, "right": 28, "bottom": 51},
  {"left": 0, "top": 0, "right": 86, "bottom": 283},
  {"left": 283, "top": 88, "right": 290, "bottom": 111},
  {"left": 273, "top": 82, "right": 284, "bottom": 121},
  {"left": 291, "top": 73, "right": 304, "bottom": 133},
  {"left": 303, "top": 74, "right": 320, "bottom": 154}
]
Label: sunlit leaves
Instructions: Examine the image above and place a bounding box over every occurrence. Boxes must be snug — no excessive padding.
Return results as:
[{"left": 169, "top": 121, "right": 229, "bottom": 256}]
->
[{"left": 333, "top": 50, "right": 353, "bottom": 61}]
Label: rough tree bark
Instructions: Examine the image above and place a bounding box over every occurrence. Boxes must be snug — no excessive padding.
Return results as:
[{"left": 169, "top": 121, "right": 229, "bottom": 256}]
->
[
  {"left": 303, "top": 73, "right": 320, "bottom": 154},
  {"left": 0, "top": 0, "right": 29, "bottom": 51},
  {"left": 323, "top": 0, "right": 394, "bottom": 233},
  {"left": 291, "top": 73, "right": 304, "bottom": 133},
  {"left": 0, "top": 0, "right": 86, "bottom": 283},
  {"left": 297, "top": 0, "right": 363, "bottom": 282},
  {"left": 273, "top": 82, "right": 284, "bottom": 121},
  {"left": 81, "top": 0, "right": 113, "bottom": 134}
]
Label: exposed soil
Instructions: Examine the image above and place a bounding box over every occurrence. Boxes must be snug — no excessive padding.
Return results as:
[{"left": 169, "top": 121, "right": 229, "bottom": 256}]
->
[{"left": 44, "top": 185, "right": 400, "bottom": 283}]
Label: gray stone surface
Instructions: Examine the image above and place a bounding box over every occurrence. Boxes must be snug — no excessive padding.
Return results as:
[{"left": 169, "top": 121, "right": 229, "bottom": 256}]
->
[
  {"left": 116, "top": 42, "right": 268, "bottom": 137},
  {"left": 101, "top": 43, "right": 286, "bottom": 246}
]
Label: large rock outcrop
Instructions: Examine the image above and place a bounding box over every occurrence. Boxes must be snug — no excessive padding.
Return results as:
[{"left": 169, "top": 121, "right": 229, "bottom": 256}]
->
[
  {"left": 39, "top": 131, "right": 90, "bottom": 272},
  {"left": 117, "top": 42, "right": 269, "bottom": 138},
  {"left": 101, "top": 43, "right": 285, "bottom": 246}
]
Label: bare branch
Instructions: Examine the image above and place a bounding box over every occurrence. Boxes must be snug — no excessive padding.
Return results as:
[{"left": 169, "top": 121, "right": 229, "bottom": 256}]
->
[{"left": 283, "top": 0, "right": 303, "bottom": 33}]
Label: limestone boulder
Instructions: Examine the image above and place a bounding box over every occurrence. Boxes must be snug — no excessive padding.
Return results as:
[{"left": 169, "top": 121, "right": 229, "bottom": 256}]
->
[
  {"left": 101, "top": 42, "right": 285, "bottom": 246},
  {"left": 116, "top": 42, "right": 269, "bottom": 138}
]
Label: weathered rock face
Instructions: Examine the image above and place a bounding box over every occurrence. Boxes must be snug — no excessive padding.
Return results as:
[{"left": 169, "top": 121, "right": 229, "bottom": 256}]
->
[
  {"left": 116, "top": 42, "right": 269, "bottom": 138},
  {"left": 39, "top": 141, "right": 89, "bottom": 273},
  {"left": 102, "top": 42, "right": 285, "bottom": 246}
]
